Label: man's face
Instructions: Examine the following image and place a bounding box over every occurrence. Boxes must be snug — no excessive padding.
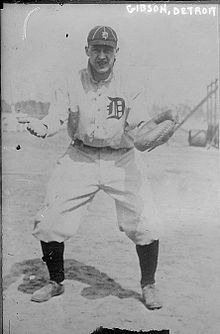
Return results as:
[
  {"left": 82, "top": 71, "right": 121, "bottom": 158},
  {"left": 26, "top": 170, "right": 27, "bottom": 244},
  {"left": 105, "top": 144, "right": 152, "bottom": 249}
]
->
[{"left": 85, "top": 44, "right": 118, "bottom": 74}]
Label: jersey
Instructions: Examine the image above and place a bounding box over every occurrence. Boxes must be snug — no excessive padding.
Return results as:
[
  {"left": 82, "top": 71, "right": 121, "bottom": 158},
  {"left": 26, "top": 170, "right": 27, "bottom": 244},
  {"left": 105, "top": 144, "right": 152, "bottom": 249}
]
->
[{"left": 42, "top": 63, "right": 151, "bottom": 149}]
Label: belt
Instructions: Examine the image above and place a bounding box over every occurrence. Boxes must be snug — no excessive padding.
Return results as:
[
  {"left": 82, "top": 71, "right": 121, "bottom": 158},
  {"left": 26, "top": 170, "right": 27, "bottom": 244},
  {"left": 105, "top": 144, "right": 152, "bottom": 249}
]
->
[{"left": 73, "top": 138, "right": 132, "bottom": 153}]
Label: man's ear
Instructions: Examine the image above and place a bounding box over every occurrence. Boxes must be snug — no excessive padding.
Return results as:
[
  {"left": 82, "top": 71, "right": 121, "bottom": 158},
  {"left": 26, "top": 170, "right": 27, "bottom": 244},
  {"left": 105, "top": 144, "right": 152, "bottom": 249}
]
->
[
  {"left": 115, "top": 47, "right": 119, "bottom": 57},
  {"left": 85, "top": 45, "right": 89, "bottom": 57}
]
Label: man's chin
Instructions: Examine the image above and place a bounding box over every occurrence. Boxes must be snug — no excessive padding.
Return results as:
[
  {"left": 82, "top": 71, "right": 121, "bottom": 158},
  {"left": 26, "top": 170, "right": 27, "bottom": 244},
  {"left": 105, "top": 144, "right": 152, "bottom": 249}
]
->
[
  {"left": 96, "top": 68, "right": 110, "bottom": 74},
  {"left": 95, "top": 64, "right": 111, "bottom": 73}
]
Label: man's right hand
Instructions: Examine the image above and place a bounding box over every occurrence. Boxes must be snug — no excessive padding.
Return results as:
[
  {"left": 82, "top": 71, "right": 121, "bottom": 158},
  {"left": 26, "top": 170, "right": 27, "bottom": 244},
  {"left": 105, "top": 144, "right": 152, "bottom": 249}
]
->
[{"left": 18, "top": 117, "right": 48, "bottom": 138}]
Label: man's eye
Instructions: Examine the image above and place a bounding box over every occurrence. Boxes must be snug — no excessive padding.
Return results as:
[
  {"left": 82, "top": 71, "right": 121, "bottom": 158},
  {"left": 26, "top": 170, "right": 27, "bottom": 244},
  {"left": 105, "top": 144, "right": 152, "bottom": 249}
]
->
[
  {"left": 92, "top": 47, "right": 113, "bottom": 53},
  {"left": 92, "top": 47, "right": 100, "bottom": 51}
]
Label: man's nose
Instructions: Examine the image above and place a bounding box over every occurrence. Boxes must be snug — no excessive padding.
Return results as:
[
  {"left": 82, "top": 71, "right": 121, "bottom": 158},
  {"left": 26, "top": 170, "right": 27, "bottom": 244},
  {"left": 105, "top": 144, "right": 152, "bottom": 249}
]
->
[{"left": 99, "top": 49, "right": 106, "bottom": 59}]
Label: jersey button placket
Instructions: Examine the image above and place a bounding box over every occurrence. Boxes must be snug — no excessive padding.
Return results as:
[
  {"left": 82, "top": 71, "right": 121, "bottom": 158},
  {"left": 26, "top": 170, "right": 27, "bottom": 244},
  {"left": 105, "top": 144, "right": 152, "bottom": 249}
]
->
[
  {"left": 95, "top": 90, "right": 101, "bottom": 187},
  {"left": 93, "top": 93, "right": 99, "bottom": 134},
  {"left": 96, "top": 102, "right": 101, "bottom": 131}
]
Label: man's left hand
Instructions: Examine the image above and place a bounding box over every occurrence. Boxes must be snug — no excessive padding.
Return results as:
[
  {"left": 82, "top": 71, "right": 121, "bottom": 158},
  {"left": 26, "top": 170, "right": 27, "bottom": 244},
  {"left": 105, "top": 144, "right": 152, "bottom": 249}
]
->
[{"left": 153, "top": 109, "right": 179, "bottom": 125}]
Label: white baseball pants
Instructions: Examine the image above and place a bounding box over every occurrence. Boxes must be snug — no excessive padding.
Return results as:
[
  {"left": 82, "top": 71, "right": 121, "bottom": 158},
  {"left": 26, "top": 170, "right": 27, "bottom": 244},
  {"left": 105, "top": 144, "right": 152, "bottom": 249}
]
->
[{"left": 33, "top": 142, "right": 160, "bottom": 245}]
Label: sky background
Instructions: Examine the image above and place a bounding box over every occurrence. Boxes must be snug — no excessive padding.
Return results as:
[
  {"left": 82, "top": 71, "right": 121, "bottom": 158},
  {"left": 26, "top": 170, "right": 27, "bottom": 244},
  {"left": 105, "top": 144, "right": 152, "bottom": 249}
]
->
[{"left": 1, "top": 3, "right": 219, "bottom": 109}]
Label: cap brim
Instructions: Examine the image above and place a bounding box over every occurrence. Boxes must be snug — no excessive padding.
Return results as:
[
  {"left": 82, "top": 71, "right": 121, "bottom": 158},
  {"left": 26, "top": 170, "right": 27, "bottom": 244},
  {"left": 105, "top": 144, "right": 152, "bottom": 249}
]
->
[{"left": 88, "top": 40, "right": 117, "bottom": 48}]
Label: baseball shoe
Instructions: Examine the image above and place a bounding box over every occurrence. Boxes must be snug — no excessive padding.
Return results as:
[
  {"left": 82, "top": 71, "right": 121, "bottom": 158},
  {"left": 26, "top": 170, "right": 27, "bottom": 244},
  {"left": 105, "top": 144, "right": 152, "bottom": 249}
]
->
[
  {"left": 142, "top": 284, "right": 162, "bottom": 310},
  {"left": 31, "top": 280, "right": 64, "bottom": 302}
]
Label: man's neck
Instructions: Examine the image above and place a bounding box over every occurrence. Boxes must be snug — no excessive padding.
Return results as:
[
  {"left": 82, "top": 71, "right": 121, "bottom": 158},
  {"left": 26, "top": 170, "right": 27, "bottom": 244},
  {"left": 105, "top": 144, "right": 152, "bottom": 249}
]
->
[
  {"left": 88, "top": 62, "right": 113, "bottom": 83},
  {"left": 93, "top": 70, "right": 111, "bottom": 82}
]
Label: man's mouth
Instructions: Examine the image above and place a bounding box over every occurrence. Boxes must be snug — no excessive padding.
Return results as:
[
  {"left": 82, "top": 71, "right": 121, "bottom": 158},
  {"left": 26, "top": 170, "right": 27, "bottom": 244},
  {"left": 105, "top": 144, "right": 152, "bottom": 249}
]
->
[{"left": 97, "top": 61, "right": 108, "bottom": 67}]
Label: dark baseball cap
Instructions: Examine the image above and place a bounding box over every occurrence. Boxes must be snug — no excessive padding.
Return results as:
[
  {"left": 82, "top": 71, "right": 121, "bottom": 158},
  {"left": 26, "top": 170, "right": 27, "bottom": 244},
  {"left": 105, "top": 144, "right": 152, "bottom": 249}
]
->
[{"left": 87, "top": 26, "right": 118, "bottom": 48}]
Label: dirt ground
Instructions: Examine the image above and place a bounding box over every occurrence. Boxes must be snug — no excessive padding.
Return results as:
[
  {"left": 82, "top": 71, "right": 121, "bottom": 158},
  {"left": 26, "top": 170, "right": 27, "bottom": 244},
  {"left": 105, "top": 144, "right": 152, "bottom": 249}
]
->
[{"left": 2, "top": 130, "right": 220, "bottom": 334}]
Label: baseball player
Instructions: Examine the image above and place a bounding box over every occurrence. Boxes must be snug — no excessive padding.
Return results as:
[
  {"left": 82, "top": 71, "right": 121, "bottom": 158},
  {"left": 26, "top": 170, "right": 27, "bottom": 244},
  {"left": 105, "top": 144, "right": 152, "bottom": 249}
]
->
[{"left": 20, "top": 26, "right": 177, "bottom": 309}]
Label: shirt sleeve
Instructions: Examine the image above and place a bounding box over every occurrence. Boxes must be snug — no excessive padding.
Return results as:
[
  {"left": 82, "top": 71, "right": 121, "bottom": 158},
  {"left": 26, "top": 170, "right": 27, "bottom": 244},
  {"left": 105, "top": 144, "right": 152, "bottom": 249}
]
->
[
  {"left": 126, "top": 85, "right": 153, "bottom": 129},
  {"left": 41, "top": 78, "right": 70, "bottom": 136}
]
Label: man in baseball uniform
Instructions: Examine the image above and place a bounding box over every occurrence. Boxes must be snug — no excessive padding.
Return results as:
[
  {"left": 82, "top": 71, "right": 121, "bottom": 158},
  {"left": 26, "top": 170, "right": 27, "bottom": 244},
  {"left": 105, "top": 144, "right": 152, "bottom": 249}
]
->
[{"left": 22, "top": 26, "right": 164, "bottom": 310}]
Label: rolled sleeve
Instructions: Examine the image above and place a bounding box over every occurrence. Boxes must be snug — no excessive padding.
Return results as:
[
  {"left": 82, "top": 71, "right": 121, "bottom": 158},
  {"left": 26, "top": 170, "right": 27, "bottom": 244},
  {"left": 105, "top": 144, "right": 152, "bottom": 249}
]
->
[
  {"left": 42, "top": 86, "right": 69, "bottom": 136},
  {"left": 126, "top": 87, "right": 152, "bottom": 129}
]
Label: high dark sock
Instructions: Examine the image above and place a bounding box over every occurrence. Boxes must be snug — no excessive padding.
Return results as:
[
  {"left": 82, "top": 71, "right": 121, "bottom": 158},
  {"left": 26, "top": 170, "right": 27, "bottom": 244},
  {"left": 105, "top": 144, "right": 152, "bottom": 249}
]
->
[
  {"left": 136, "top": 240, "right": 159, "bottom": 288},
  {"left": 41, "top": 241, "right": 65, "bottom": 283}
]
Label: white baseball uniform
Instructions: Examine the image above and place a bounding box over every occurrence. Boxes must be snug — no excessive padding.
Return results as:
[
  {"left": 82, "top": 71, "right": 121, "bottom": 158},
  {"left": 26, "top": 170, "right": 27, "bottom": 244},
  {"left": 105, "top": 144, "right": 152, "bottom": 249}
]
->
[{"left": 33, "top": 63, "right": 160, "bottom": 245}]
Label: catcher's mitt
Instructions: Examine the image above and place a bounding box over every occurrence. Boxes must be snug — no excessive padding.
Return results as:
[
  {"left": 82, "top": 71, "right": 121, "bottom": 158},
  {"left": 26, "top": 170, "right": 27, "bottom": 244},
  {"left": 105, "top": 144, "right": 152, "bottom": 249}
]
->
[{"left": 134, "top": 119, "right": 176, "bottom": 152}]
